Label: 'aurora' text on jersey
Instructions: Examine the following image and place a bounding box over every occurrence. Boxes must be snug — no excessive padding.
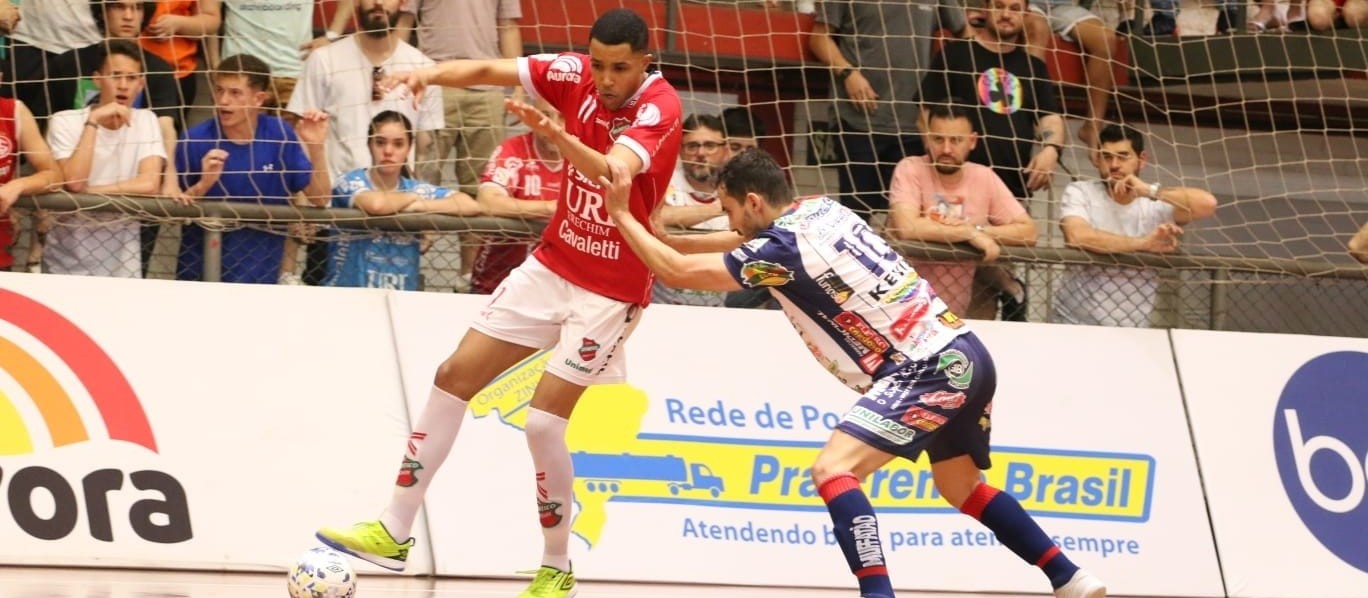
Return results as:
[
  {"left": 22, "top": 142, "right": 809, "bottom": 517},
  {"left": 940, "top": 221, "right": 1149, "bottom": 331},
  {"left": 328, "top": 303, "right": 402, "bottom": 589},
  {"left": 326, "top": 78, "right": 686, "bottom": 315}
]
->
[{"left": 722, "top": 197, "right": 971, "bottom": 391}]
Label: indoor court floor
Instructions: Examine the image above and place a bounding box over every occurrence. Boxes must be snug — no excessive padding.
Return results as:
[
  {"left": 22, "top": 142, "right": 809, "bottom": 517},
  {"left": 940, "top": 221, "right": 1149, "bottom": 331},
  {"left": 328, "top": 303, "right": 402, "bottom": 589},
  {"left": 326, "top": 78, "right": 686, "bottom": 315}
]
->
[{"left": 0, "top": 566, "right": 1105, "bottom": 598}]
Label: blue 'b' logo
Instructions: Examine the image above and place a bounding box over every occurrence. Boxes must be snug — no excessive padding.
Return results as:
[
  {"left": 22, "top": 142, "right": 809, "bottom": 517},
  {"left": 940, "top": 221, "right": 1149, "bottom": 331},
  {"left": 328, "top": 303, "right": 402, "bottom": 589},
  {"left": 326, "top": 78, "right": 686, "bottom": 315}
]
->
[{"left": 1272, "top": 351, "right": 1368, "bottom": 572}]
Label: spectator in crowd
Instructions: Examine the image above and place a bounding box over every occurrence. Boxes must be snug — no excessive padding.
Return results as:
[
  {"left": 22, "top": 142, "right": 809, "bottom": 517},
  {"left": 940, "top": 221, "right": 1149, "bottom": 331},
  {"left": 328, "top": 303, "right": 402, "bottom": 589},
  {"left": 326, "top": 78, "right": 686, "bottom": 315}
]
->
[
  {"left": 286, "top": 0, "right": 443, "bottom": 285},
  {"left": 45, "top": 39, "right": 166, "bottom": 278},
  {"left": 808, "top": 0, "right": 965, "bottom": 220},
  {"left": 326, "top": 110, "right": 480, "bottom": 290},
  {"left": 887, "top": 103, "right": 1037, "bottom": 318},
  {"left": 214, "top": 0, "right": 351, "bottom": 113},
  {"left": 174, "top": 54, "right": 331, "bottom": 284},
  {"left": 213, "top": 0, "right": 353, "bottom": 285},
  {"left": 919, "top": 0, "right": 1062, "bottom": 320},
  {"left": 72, "top": 0, "right": 184, "bottom": 277},
  {"left": 1350, "top": 220, "right": 1368, "bottom": 263},
  {"left": 395, "top": 0, "right": 525, "bottom": 293},
  {"left": 918, "top": 0, "right": 1065, "bottom": 204},
  {"left": 0, "top": 72, "right": 63, "bottom": 271},
  {"left": 1306, "top": 0, "right": 1367, "bottom": 29},
  {"left": 1054, "top": 123, "right": 1217, "bottom": 327},
  {"left": 654, "top": 113, "right": 730, "bottom": 306},
  {"left": 139, "top": 0, "right": 221, "bottom": 127},
  {"left": 3, "top": 1, "right": 103, "bottom": 125},
  {"left": 470, "top": 97, "right": 562, "bottom": 295},
  {"left": 721, "top": 105, "right": 764, "bottom": 158},
  {"left": 1023, "top": 0, "right": 1118, "bottom": 146}
]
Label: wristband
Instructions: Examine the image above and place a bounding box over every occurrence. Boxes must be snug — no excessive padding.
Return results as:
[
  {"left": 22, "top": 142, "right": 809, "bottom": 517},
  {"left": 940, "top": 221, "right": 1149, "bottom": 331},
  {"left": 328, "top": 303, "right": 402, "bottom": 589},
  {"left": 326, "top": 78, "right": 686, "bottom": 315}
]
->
[
  {"left": 325, "top": 30, "right": 342, "bottom": 41},
  {"left": 84, "top": 121, "right": 99, "bottom": 129},
  {"left": 1148, "top": 182, "right": 1162, "bottom": 198}
]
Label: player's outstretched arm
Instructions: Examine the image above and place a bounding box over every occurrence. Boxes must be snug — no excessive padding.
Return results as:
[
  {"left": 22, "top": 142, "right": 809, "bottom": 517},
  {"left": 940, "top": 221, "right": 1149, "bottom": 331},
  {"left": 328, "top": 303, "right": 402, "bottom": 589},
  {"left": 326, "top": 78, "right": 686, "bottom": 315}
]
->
[
  {"left": 602, "top": 164, "right": 742, "bottom": 292},
  {"left": 507, "top": 98, "right": 636, "bottom": 185},
  {"left": 387, "top": 59, "right": 521, "bottom": 102}
]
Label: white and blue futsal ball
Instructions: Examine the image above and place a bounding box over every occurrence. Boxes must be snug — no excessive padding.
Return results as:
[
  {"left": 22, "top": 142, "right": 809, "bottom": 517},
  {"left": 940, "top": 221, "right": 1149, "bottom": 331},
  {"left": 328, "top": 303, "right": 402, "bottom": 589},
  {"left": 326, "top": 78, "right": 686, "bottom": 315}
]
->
[{"left": 287, "top": 546, "right": 357, "bottom": 598}]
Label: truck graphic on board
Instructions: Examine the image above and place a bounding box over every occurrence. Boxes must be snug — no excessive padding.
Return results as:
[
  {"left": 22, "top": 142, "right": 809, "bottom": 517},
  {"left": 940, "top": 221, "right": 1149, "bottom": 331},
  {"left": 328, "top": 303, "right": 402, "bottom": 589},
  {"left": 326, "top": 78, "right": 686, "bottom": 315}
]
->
[{"left": 572, "top": 452, "right": 725, "bottom": 498}]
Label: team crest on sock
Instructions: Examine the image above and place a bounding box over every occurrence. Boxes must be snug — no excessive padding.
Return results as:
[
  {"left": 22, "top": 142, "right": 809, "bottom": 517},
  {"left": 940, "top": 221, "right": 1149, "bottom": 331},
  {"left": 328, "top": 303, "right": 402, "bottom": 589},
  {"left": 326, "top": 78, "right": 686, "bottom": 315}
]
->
[
  {"left": 536, "top": 472, "right": 563, "bottom": 527},
  {"left": 396, "top": 457, "right": 423, "bottom": 487}
]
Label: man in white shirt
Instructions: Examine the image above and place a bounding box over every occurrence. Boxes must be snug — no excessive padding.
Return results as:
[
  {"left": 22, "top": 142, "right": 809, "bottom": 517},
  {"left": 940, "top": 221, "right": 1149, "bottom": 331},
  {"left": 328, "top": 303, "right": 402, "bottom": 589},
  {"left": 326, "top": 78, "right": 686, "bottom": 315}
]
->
[
  {"left": 285, "top": 0, "right": 443, "bottom": 284},
  {"left": 653, "top": 113, "right": 730, "bottom": 306},
  {"left": 1054, "top": 123, "right": 1218, "bottom": 327},
  {"left": 45, "top": 39, "right": 167, "bottom": 277}
]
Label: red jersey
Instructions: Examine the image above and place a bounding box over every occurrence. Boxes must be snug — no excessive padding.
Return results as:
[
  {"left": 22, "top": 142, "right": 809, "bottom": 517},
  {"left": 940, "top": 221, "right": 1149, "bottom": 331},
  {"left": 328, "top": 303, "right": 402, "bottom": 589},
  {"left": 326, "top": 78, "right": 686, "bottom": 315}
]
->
[
  {"left": 471, "top": 133, "right": 563, "bottom": 294},
  {"left": 519, "top": 52, "right": 683, "bottom": 305},
  {"left": 0, "top": 97, "right": 16, "bottom": 269}
]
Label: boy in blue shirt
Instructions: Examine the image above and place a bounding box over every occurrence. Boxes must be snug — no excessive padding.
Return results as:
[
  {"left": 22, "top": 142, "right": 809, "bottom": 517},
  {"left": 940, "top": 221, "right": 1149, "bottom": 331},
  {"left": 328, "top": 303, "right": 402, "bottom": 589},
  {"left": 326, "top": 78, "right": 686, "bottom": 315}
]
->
[{"left": 174, "top": 53, "right": 330, "bottom": 283}]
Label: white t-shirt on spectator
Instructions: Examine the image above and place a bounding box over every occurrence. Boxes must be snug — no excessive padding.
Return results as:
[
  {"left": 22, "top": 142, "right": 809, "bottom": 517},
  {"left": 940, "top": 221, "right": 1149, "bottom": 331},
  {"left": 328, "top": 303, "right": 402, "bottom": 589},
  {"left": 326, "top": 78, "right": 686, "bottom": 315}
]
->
[
  {"left": 665, "top": 165, "right": 727, "bottom": 231},
  {"left": 286, "top": 36, "right": 443, "bottom": 184},
  {"left": 1054, "top": 180, "right": 1176, "bottom": 327},
  {"left": 11, "top": 0, "right": 102, "bottom": 53},
  {"left": 45, "top": 107, "right": 166, "bottom": 278},
  {"left": 222, "top": 0, "right": 313, "bottom": 78}
]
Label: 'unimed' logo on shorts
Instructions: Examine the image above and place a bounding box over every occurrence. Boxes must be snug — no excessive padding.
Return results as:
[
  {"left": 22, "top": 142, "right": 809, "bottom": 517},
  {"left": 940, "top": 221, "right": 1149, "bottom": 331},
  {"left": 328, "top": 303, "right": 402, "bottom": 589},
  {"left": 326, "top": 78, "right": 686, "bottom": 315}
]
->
[{"left": 1272, "top": 351, "right": 1368, "bottom": 573}]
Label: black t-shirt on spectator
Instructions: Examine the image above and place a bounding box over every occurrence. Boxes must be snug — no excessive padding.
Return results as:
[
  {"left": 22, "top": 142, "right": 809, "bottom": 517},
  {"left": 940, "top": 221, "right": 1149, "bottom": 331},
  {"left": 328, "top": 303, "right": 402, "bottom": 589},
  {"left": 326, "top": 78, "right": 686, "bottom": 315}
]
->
[{"left": 918, "top": 38, "right": 1060, "bottom": 199}]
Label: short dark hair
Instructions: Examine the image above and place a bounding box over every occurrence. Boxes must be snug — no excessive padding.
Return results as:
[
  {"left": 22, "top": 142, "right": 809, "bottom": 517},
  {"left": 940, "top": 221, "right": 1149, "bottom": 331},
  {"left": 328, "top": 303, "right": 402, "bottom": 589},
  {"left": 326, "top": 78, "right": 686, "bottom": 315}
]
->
[
  {"left": 1098, "top": 123, "right": 1145, "bottom": 153},
  {"left": 717, "top": 149, "right": 791, "bottom": 208},
  {"left": 924, "top": 103, "right": 974, "bottom": 130},
  {"left": 369, "top": 111, "right": 415, "bottom": 178},
  {"left": 683, "top": 113, "right": 724, "bottom": 135},
  {"left": 721, "top": 106, "right": 765, "bottom": 138},
  {"left": 90, "top": 1, "right": 157, "bottom": 35},
  {"left": 214, "top": 54, "right": 272, "bottom": 91},
  {"left": 589, "top": 8, "right": 650, "bottom": 53},
  {"left": 96, "top": 38, "right": 144, "bottom": 74}
]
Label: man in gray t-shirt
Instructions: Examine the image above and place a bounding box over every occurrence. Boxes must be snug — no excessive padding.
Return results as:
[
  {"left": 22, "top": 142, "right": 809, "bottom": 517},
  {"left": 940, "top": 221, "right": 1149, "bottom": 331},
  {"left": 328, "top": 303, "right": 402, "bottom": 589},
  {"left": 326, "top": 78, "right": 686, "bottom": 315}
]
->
[{"left": 809, "top": 0, "right": 964, "bottom": 220}]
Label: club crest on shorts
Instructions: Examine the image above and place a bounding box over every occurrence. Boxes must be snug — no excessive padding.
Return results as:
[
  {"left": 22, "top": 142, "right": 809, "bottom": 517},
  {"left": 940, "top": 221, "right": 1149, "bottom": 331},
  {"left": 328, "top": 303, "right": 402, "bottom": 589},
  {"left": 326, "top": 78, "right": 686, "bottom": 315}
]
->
[
  {"left": 935, "top": 349, "right": 974, "bottom": 389},
  {"left": 579, "top": 337, "right": 600, "bottom": 361}
]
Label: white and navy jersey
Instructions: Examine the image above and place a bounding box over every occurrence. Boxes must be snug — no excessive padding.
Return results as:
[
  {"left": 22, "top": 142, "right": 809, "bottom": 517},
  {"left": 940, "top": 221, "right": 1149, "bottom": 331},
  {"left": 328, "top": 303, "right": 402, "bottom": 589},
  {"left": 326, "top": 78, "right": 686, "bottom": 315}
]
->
[{"left": 722, "top": 197, "right": 970, "bottom": 391}]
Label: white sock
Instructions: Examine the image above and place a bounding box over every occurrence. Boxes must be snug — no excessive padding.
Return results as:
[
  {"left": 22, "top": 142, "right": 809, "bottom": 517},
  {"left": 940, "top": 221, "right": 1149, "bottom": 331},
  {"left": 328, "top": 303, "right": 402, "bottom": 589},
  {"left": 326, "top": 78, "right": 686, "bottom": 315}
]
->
[
  {"left": 525, "top": 408, "right": 572, "bottom": 571},
  {"left": 380, "top": 385, "right": 467, "bottom": 540}
]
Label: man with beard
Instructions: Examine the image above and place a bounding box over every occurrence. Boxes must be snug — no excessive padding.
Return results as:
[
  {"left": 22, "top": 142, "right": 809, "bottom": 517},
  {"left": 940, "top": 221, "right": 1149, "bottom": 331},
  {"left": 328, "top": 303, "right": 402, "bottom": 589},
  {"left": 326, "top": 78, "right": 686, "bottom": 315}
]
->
[
  {"left": 286, "top": 0, "right": 442, "bottom": 284},
  {"left": 886, "top": 103, "right": 1037, "bottom": 318},
  {"left": 917, "top": 0, "right": 1063, "bottom": 320}
]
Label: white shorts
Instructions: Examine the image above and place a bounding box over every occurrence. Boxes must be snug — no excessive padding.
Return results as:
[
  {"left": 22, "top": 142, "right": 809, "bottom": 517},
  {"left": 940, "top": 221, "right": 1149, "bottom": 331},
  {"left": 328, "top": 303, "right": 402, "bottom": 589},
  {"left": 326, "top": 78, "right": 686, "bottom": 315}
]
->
[
  {"left": 1030, "top": 2, "right": 1102, "bottom": 40},
  {"left": 473, "top": 255, "right": 642, "bottom": 386}
]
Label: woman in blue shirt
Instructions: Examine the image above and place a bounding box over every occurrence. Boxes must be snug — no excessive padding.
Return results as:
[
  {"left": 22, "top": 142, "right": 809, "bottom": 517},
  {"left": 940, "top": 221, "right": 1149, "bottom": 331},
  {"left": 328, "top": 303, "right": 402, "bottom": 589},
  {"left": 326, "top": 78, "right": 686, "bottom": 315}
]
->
[{"left": 325, "top": 111, "right": 480, "bottom": 290}]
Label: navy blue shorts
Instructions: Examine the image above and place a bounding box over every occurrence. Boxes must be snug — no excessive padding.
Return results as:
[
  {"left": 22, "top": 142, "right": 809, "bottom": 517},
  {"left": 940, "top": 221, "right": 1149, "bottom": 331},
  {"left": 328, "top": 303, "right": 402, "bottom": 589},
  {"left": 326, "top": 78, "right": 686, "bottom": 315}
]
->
[{"left": 835, "top": 333, "right": 996, "bottom": 469}]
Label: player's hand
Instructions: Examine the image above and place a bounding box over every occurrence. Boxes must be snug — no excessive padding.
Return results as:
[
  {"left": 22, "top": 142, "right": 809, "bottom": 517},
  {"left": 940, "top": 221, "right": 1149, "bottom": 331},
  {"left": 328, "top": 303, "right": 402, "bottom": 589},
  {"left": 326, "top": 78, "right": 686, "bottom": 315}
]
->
[
  {"left": 505, "top": 98, "right": 563, "bottom": 139},
  {"left": 967, "top": 229, "right": 1001, "bottom": 262},
  {"left": 843, "top": 72, "right": 879, "bottom": 114},
  {"left": 200, "top": 148, "right": 229, "bottom": 186},
  {"left": 1024, "top": 145, "right": 1059, "bottom": 191},
  {"left": 294, "top": 109, "right": 330, "bottom": 146},
  {"left": 380, "top": 67, "right": 437, "bottom": 108},
  {"left": 598, "top": 157, "right": 633, "bottom": 219},
  {"left": 89, "top": 102, "right": 132, "bottom": 130},
  {"left": 1141, "top": 222, "right": 1183, "bottom": 253}
]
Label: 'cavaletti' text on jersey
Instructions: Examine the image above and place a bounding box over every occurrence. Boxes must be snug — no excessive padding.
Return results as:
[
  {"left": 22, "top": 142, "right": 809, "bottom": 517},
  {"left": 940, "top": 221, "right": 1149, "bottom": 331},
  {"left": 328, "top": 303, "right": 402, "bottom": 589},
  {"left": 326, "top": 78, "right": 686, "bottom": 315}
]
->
[
  {"left": 722, "top": 197, "right": 971, "bottom": 391},
  {"left": 519, "top": 53, "right": 683, "bottom": 305}
]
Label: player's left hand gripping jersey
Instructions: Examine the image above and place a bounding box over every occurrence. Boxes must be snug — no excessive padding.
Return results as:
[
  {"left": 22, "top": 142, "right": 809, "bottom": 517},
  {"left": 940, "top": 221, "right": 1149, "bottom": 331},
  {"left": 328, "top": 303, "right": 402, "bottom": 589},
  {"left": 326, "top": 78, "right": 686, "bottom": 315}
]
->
[
  {"left": 519, "top": 53, "right": 683, "bottom": 305},
  {"left": 723, "top": 197, "right": 971, "bottom": 391}
]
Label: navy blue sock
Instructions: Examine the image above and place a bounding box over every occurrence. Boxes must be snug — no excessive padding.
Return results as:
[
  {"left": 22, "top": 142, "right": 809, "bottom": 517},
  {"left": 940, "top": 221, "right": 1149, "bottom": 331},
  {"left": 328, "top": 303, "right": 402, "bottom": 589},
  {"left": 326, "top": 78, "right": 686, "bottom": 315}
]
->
[
  {"left": 960, "top": 482, "right": 1078, "bottom": 588},
  {"left": 820, "top": 473, "right": 893, "bottom": 598}
]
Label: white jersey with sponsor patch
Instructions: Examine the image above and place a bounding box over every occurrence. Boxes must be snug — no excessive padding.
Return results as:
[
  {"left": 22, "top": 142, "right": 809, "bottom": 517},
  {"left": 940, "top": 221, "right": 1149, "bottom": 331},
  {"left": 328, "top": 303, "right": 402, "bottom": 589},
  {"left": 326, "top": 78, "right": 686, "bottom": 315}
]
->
[{"left": 722, "top": 197, "right": 971, "bottom": 391}]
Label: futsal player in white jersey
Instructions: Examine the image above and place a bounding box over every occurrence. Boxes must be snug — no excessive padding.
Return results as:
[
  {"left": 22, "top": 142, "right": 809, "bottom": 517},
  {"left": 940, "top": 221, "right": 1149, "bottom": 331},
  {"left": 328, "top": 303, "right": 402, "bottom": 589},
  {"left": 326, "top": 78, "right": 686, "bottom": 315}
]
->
[
  {"left": 315, "top": 9, "right": 682, "bottom": 598},
  {"left": 602, "top": 150, "right": 1107, "bottom": 598}
]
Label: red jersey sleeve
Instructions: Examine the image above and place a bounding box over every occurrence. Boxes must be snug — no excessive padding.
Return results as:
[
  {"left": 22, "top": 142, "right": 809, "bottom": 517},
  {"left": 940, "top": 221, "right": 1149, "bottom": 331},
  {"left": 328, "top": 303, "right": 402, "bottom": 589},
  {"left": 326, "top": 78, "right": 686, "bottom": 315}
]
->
[
  {"left": 518, "top": 53, "right": 592, "bottom": 117},
  {"left": 614, "top": 80, "right": 684, "bottom": 177}
]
